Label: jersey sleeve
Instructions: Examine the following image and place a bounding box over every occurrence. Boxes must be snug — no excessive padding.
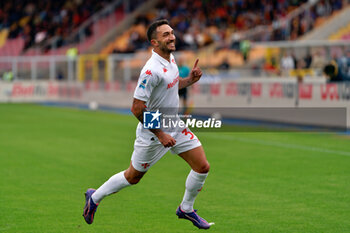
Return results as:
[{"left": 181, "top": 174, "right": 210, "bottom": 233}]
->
[{"left": 133, "top": 69, "right": 160, "bottom": 102}]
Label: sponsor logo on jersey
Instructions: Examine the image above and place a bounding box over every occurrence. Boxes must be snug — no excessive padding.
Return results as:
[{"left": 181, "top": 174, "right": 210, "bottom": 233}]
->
[{"left": 167, "top": 76, "right": 179, "bottom": 89}]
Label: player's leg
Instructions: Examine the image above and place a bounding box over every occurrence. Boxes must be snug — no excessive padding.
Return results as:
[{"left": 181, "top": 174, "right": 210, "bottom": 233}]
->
[
  {"left": 83, "top": 137, "right": 169, "bottom": 224},
  {"left": 83, "top": 162, "right": 144, "bottom": 224},
  {"left": 178, "top": 145, "right": 210, "bottom": 213},
  {"left": 124, "top": 161, "right": 147, "bottom": 184},
  {"left": 171, "top": 127, "right": 212, "bottom": 229},
  {"left": 91, "top": 162, "right": 145, "bottom": 204},
  {"left": 175, "top": 145, "right": 212, "bottom": 229}
]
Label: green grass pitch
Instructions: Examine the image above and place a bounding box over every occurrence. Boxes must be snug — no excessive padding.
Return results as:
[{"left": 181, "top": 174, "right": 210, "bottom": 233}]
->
[{"left": 1, "top": 104, "right": 350, "bottom": 233}]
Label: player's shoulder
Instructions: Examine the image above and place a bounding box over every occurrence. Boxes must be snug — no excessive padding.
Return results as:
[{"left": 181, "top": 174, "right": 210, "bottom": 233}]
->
[{"left": 141, "top": 59, "right": 162, "bottom": 77}]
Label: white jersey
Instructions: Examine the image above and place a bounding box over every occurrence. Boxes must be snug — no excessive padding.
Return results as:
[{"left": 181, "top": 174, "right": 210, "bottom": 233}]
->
[{"left": 133, "top": 50, "right": 180, "bottom": 139}]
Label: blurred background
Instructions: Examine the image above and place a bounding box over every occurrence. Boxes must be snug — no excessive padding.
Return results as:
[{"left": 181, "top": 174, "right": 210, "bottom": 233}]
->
[{"left": 0, "top": 0, "right": 350, "bottom": 128}]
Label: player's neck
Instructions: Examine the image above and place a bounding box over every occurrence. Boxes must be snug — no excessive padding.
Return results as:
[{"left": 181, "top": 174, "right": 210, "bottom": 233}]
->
[{"left": 154, "top": 48, "right": 171, "bottom": 62}]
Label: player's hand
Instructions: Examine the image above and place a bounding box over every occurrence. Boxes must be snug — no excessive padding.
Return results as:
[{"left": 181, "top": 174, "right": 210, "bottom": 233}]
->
[
  {"left": 189, "top": 59, "right": 202, "bottom": 83},
  {"left": 157, "top": 132, "right": 176, "bottom": 147}
]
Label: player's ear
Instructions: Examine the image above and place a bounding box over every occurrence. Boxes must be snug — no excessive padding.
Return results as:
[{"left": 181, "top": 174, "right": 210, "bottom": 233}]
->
[{"left": 151, "top": 39, "right": 159, "bottom": 47}]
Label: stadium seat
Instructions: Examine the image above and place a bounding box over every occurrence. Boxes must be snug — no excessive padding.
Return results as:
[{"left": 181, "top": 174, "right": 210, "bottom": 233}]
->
[
  {"left": 0, "top": 37, "right": 24, "bottom": 56},
  {"left": 329, "top": 22, "right": 350, "bottom": 40}
]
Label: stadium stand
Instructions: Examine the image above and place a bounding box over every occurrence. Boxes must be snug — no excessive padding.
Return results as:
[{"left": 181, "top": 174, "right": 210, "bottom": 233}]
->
[
  {"left": 0, "top": 0, "right": 130, "bottom": 56},
  {"left": 329, "top": 22, "right": 350, "bottom": 40},
  {"left": 0, "top": 0, "right": 350, "bottom": 82},
  {"left": 99, "top": 0, "right": 348, "bottom": 71},
  {"left": 103, "top": 0, "right": 345, "bottom": 53},
  {"left": 1, "top": 0, "right": 347, "bottom": 58}
]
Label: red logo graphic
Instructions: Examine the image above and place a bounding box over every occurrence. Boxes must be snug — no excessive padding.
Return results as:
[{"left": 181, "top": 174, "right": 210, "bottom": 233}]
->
[
  {"left": 321, "top": 84, "right": 339, "bottom": 100},
  {"left": 251, "top": 83, "right": 262, "bottom": 97},
  {"left": 210, "top": 83, "right": 221, "bottom": 96},
  {"left": 141, "top": 163, "right": 150, "bottom": 169},
  {"left": 197, "top": 187, "right": 203, "bottom": 192},
  {"left": 48, "top": 84, "right": 59, "bottom": 96},
  {"left": 226, "top": 82, "right": 237, "bottom": 96},
  {"left": 104, "top": 82, "right": 111, "bottom": 91},
  {"left": 163, "top": 68, "right": 167, "bottom": 73},
  {"left": 12, "top": 83, "right": 34, "bottom": 97},
  {"left": 182, "top": 128, "right": 194, "bottom": 139},
  {"left": 269, "top": 83, "right": 283, "bottom": 98},
  {"left": 172, "top": 59, "right": 176, "bottom": 64},
  {"left": 299, "top": 84, "right": 312, "bottom": 99},
  {"left": 145, "top": 70, "right": 152, "bottom": 76}
]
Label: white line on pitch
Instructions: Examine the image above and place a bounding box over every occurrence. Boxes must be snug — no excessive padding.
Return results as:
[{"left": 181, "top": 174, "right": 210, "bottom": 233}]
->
[{"left": 203, "top": 134, "right": 350, "bottom": 157}]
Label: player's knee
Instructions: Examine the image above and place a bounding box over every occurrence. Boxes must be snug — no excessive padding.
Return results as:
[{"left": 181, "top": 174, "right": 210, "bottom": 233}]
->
[
  {"left": 127, "top": 176, "right": 142, "bottom": 185},
  {"left": 197, "top": 162, "right": 210, "bottom": 174},
  {"left": 124, "top": 169, "right": 145, "bottom": 185},
  {"left": 125, "top": 174, "right": 143, "bottom": 185}
]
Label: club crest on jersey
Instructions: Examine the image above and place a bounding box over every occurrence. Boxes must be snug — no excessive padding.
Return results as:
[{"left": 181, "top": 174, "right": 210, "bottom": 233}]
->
[
  {"left": 171, "top": 59, "right": 176, "bottom": 64},
  {"left": 163, "top": 68, "right": 167, "bottom": 73}
]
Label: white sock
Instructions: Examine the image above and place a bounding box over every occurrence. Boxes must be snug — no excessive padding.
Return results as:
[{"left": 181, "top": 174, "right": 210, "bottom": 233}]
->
[
  {"left": 180, "top": 170, "right": 208, "bottom": 213},
  {"left": 91, "top": 171, "right": 131, "bottom": 204}
]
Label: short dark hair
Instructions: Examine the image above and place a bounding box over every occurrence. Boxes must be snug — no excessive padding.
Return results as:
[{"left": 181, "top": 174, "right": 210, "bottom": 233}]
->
[{"left": 147, "top": 19, "right": 169, "bottom": 42}]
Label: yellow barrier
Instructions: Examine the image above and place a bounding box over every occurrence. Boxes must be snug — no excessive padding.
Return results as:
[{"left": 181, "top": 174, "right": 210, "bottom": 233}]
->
[
  {"left": 0, "top": 29, "right": 9, "bottom": 48},
  {"left": 289, "top": 69, "right": 315, "bottom": 77},
  {"left": 77, "top": 54, "right": 109, "bottom": 82}
]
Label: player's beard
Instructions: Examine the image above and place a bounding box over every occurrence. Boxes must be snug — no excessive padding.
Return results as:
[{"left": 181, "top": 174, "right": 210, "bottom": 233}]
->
[{"left": 159, "top": 40, "right": 176, "bottom": 54}]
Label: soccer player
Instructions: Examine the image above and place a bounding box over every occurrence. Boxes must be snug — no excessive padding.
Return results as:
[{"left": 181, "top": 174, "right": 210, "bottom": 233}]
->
[{"left": 83, "top": 19, "right": 212, "bottom": 229}]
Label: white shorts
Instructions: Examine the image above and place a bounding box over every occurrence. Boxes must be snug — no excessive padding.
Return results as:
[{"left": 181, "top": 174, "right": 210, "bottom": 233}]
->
[{"left": 131, "top": 127, "right": 201, "bottom": 172}]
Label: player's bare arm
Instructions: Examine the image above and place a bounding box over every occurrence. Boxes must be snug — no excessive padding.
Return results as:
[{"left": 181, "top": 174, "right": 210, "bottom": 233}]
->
[
  {"left": 131, "top": 98, "right": 146, "bottom": 122},
  {"left": 179, "top": 59, "right": 202, "bottom": 90},
  {"left": 131, "top": 98, "right": 176, "bottom": 147}
]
